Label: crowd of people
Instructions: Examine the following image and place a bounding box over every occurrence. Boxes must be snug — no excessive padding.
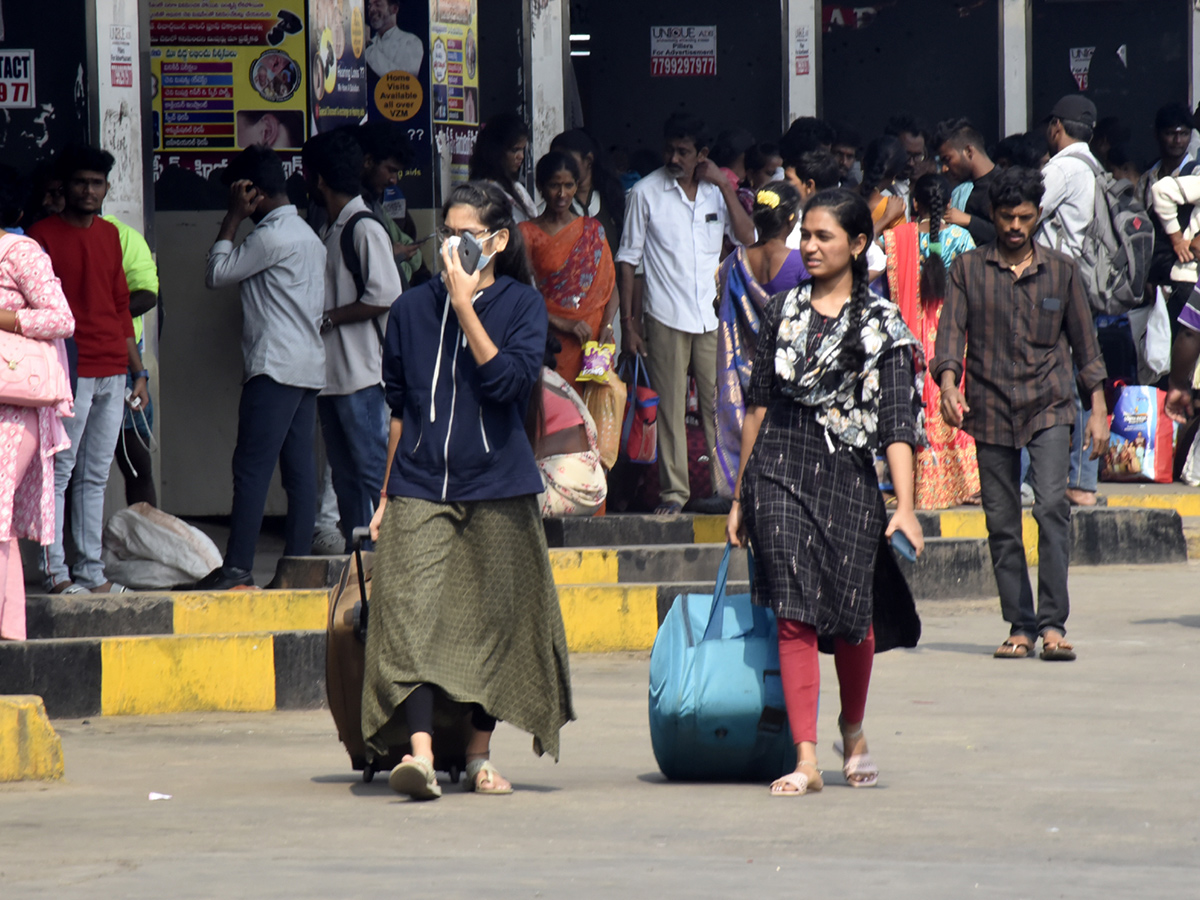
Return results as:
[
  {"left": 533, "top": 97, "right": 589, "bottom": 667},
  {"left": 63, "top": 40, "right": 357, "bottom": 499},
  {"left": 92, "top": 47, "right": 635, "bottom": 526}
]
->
[{"left": 3, "top": 90, "right": 1200, "bottom": 798}]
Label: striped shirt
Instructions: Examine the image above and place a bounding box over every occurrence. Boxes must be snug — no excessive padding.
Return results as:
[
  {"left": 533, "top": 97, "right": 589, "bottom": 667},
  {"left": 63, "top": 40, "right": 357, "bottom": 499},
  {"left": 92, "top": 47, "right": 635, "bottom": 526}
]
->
[{"left": 932, "top": 243, "right": 1106, "bottom": 448}]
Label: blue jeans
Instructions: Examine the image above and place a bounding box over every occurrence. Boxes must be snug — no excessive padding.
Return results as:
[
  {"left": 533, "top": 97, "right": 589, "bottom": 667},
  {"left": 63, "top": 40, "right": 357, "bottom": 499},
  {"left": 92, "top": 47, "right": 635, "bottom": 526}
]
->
[
  {"left": 1067, "top": 386, "right": 1099, "bottom": 492},
  {"left": 226, "top": 376, "right": 318, "bottom": 572},
  {"left": 318, "top": 385, "right": 388, "bottom": 551},
  {"left": 44, "top": 374, "right": 126, "bottom": 589}
]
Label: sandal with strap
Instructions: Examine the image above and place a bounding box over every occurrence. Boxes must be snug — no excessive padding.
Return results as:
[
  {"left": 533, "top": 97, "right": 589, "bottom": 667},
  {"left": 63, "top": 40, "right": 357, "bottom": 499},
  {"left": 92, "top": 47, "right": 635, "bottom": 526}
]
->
[
  {"left": 1040, "top": 638, "right": 1076, "bottom": 662},
  {"left": 993, "top": 638, "right": 1034, "bottom": 659},
  {"left": 465, "top": 757, "right": 513, "bottom": 795},
  {"left": 833, "top": 719, "right": 879, "bottom": 788},
  {"left": 387, "top": 755, "right": 442, "bottom": 800},
  {"left": 769, "top": 761, "right": 823, "bottom": 797}
]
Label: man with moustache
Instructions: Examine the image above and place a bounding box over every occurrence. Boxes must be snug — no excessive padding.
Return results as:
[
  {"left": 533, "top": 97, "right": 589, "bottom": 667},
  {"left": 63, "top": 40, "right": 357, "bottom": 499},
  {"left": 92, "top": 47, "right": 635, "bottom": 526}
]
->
[
  {"left": 934, "top": 166, "right": 1108, "bottom": 663},
  {"left": 365, "top": 0, "right": 423, "bottom": 78},
  {"left": 616, "top": 112, "right": 755, "bottom": 515}
]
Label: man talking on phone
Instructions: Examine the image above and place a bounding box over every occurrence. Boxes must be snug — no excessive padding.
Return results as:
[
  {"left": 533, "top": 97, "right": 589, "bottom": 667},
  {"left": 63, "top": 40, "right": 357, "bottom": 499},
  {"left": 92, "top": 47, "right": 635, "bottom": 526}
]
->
[{"left": 199, "top": 146, "right": 327, "bottom": 589}]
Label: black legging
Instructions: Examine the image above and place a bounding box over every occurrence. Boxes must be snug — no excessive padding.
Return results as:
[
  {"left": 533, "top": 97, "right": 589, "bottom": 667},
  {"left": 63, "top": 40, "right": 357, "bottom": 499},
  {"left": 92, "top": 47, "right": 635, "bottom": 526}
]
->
[
  {"left": 404, "top": 684, "right": 496, "bottom": 736},
  {"left": 115, "top": 427, "right": 156, "bottom": 507}
]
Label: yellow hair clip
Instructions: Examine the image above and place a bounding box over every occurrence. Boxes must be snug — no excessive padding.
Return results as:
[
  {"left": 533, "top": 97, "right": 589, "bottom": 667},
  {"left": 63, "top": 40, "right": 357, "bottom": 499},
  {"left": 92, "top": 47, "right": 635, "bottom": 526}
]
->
[{"left": 756, "top": 189, "right": 780, "bottom": 209}]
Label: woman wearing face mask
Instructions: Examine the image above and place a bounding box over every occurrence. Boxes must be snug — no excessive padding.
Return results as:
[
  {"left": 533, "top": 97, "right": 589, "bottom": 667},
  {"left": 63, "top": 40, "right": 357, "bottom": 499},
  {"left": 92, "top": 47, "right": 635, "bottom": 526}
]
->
[
  {"left": 364, "top": 181, "right": 574, "bottom": 800},
  {"left": 519, "top": 151, "right": 618, "bottom": 385},
  {"left": 726, "top": 188, "right": 925, "bottom": 797}
]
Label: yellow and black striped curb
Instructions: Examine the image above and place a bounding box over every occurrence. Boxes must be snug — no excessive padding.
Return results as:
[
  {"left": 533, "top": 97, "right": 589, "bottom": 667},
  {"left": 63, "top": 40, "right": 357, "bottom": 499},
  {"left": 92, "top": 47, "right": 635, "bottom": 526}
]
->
[{"left": 0, "top": 695, "right": 63, "bottom": 782}]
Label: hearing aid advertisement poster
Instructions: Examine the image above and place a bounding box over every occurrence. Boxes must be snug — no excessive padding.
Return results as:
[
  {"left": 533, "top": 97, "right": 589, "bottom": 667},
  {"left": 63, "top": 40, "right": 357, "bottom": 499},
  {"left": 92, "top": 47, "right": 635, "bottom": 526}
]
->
[{"left": 149, "top": 1, "right": 308, "bottom": 178}]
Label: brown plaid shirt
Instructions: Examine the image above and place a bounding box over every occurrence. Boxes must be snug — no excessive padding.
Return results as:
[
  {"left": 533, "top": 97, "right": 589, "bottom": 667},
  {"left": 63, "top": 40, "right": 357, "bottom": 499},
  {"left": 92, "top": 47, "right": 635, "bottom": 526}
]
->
[{"left": 932, "top": 243, "right": 1107, "bottom": 448}]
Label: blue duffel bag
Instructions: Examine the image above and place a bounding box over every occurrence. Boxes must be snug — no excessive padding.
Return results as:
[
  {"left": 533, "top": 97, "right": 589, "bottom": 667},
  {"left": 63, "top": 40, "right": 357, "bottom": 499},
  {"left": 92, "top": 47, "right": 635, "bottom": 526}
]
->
[{"left": 648, "top": 544, "right": 796, "bottom": 781}]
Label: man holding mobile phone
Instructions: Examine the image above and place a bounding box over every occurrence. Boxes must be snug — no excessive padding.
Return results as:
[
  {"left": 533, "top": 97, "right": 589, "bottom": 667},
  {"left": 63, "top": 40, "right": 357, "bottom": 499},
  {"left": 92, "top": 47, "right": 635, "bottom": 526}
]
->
[
  {"left": 304, "top": 130, "right": 403, "bottom": 551},
  {"left": 933, "top": 167, "right": 1107, "bottom": 663}
]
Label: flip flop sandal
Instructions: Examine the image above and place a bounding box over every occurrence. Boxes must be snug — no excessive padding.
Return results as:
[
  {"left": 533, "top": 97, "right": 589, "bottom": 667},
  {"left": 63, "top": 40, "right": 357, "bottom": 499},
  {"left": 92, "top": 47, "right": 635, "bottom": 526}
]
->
[
  {"left": 1040, "top": 641, "right": 1077, "bottom": 661},
  {"left": 388, "top": 755, "right": 442, "bottom": 800},
  {"left": 993, "top": 639, "right": 1034, "bottom": 659},
  {"left": 833, "top": 731, "right": 880, "bottom": 789},
  {"left": 769, "top": 764, "right": 823, "bottom": 797},
  {"left": 654, "top": 502, "right": 683, "bottom": 517},
  {"left": 465, "top": 758, "right": 513, "bottom": 795}
]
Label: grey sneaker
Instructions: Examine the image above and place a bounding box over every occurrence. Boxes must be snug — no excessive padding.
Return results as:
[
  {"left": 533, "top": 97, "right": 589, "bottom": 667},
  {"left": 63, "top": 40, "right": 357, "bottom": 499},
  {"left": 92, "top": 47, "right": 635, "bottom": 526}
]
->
[
  {"left": 311, "top": 530, "right": 346, "bottom": 556},
  {"left": 1020, "top": 483, "right": 1035, "bottom": 507}
]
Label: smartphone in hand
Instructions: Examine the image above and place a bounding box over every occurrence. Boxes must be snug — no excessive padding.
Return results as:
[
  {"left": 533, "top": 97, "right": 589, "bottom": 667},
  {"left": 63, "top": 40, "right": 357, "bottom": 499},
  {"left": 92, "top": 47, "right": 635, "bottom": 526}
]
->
[
  {"left": 890, "top": 530, "right": 917, "bottom": 562},
  {"left": 457, "top": 231, "right": 484, "bottom": 275}
]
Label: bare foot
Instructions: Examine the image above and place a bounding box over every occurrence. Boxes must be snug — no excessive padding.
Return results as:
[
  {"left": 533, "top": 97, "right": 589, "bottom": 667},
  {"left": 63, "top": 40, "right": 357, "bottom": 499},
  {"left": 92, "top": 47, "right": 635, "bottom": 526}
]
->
[{"left": 1065, "top": 488, "right": 1097, "bottom": 507}]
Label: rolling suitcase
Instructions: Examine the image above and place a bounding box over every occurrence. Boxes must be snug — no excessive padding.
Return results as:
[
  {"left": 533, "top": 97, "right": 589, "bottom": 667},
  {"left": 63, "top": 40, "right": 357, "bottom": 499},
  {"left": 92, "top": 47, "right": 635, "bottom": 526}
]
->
[{"left": 326, "top": 527, "right": 472, "bottom": 784}]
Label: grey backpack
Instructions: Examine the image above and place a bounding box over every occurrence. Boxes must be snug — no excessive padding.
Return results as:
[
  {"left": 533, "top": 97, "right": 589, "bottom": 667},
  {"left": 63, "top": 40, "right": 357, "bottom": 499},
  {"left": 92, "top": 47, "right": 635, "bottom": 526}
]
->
[{"left": 1059, "top": 155, "right": 1155, "bottom": 315}]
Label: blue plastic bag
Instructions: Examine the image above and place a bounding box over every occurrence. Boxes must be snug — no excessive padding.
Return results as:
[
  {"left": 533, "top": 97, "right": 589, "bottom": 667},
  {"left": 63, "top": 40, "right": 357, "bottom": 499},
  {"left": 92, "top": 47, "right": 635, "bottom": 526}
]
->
[{"left": 648, "top": 544, "right": 796, "bottom": 781}]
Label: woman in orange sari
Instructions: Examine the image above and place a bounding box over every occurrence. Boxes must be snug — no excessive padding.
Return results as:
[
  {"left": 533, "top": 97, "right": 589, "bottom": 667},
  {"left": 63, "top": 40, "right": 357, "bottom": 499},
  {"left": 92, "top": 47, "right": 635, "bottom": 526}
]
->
[
  {"left": 884, "top": 173, "right": 978, "bottom": 509},
  {"left": 519, "top": 152, "right": 618, "bottom": 385}
]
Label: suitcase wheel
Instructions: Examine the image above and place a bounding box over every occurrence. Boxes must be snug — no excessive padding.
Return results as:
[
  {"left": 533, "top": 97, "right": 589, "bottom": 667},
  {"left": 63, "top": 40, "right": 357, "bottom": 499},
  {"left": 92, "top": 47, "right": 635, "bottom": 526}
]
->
[
  {"left": 362, "top": 762, "right": 376, "bottom": 783},
  {"left": 448, "top": 764, "right": 461, "bottom": 785}
]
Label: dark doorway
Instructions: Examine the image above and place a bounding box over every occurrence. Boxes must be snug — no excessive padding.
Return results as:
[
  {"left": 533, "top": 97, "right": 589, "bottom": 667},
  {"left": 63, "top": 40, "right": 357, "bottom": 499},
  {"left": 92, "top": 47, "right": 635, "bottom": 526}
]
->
[
  {"left": 822, "top": 1, "right": 1001, "bottom": 147},
  {"left": 1030, "top": 0, "right": 1191, "bottom": 168}
]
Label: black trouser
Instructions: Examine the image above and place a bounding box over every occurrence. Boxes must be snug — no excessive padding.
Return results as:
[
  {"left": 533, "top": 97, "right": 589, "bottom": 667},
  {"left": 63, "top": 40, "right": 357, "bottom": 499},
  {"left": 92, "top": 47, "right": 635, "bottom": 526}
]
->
[
  {"left": 225, "top": 375, "right": 318, "bottom": 572},
  {"left": 405, "top": 684, "right": 496, "bottom": 736},
  {"left": 976, "top": 425, "right": 1072, "bottom": 639}
]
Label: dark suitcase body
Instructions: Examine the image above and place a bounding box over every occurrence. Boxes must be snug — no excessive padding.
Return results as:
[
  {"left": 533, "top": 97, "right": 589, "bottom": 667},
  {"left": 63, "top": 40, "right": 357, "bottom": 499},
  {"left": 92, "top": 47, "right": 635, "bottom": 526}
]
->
[{"left": 326, "top": 528, "right": 473, "bottom": 784}]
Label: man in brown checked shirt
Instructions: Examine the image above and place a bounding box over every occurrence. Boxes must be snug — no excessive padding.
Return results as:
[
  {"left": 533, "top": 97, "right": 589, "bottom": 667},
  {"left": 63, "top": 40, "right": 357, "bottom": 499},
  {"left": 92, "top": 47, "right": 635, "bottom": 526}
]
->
[{"left": 933, "top": 166, "right": 1109, "bottom": 663}]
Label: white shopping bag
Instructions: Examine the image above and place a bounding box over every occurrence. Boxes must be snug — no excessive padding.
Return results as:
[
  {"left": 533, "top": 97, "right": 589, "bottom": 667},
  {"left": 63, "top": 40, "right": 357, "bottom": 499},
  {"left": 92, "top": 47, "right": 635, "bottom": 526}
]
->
[{"left": 1127, "top": 288, "right": 1171, "bottom": 384}]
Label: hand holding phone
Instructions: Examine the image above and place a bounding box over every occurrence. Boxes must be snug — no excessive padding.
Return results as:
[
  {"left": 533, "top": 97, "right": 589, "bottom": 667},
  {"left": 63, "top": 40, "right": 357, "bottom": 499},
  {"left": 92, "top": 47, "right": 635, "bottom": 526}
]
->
[{"left": 890, "top": 530, "right": 917, "bottom": 562}]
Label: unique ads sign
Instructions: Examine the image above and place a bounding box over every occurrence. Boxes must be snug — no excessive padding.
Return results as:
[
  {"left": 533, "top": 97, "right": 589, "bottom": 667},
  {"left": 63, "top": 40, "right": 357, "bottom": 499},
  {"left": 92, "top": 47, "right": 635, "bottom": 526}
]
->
[
  {"left": 650, "top": 26, "right": 716, "bottom": 78},
  {"left": 0, "top": 49, "right": 35, "bottom": 108}
]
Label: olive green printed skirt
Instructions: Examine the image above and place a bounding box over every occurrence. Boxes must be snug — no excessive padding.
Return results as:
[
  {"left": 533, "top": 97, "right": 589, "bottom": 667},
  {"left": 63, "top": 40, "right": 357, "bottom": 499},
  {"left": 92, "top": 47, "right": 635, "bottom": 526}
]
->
[{"left": 361, "top": 495, "right": 575, "bottom": 761}]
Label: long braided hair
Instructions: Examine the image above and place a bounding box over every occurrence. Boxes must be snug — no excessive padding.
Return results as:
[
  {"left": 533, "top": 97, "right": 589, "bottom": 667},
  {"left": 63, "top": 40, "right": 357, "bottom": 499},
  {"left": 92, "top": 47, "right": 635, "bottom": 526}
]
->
[
  {"left": 801, "top": 188, "right": 875, "bottom": 375},
  {"left": 913, "top": 173, "right": 950, "bottom": 307}
]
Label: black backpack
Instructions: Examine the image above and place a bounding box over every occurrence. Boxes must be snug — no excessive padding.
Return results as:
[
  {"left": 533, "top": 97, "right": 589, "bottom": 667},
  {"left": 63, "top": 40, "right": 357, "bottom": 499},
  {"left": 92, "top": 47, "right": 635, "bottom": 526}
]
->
[{"left": 338, "top": 210, "right": 401, "bottom": 344}]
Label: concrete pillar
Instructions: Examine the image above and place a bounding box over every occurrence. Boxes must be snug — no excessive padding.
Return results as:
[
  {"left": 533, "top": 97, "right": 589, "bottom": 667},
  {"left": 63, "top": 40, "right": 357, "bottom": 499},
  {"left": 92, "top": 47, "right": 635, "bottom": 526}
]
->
[
  {"left": 525, "top": 0, "right": 566, "bottom": 168},
  {"left": 1192, "top": 1, "right": 1200, "bottom": 111},
  {"left": 999, "top": 0, "right": 1030, "bottom": 137},
  {"left": 784, "top": 0, "right": 820, "bottom": 126}
]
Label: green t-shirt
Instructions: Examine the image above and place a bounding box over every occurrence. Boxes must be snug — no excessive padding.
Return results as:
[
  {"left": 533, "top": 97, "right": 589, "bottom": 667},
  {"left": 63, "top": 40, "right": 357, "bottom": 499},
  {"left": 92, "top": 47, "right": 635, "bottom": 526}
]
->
[{"left": 101, "top": 214, "right": 158, "bottom": 344}]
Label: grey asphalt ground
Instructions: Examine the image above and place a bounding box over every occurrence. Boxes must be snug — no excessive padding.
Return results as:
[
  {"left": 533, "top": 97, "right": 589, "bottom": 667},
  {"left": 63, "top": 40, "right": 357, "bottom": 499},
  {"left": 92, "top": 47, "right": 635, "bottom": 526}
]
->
[{"left": 3, "top": 564, "right": 1199, "bottom": 899}]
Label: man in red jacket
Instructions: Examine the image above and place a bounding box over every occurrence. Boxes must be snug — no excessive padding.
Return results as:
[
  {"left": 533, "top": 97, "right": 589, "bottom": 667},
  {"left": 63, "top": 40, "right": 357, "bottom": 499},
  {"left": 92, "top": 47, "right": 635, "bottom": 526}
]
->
[{"left": 28, "top": 145, "right": 150, "bottom": 594}]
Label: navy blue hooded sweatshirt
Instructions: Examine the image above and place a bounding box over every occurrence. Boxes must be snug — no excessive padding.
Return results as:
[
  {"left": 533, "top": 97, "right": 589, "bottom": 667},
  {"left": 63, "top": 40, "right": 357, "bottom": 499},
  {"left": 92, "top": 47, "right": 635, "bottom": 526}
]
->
[{"left": 382, "top": 274, "right": 547, "bottom": 502}]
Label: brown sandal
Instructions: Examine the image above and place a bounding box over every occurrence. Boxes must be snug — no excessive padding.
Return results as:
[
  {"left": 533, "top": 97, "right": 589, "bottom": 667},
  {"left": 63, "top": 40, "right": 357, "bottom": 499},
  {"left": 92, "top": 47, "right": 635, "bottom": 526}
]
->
[
  {"left": 993, "top": 638, "right": 1034, "bottom": 659},
  {"left": 1040, "top": 639, "right": 1076, "bottom": 661}
]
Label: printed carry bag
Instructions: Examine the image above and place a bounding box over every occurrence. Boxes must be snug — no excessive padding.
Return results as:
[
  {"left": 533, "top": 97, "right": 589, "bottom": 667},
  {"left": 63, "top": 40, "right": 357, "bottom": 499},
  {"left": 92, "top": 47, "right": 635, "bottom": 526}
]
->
[
  {"left": 1101, "top": 384, "right": 1176, "bottom": 483},
  {"left": 619, "top": 354, "right": 658, "bottom": 464},
  {"left": 648, "top": 544, "right": 796, "bottom": 781},
  {"left": 582, "top": 368, "right": 627, "bottom": 470}
]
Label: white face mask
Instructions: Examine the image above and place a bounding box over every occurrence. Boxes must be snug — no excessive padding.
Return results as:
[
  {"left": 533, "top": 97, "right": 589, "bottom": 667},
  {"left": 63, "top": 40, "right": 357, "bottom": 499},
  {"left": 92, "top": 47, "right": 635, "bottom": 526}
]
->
[{"left": 443, "top": 234, "right": 494, "bottom": 272}]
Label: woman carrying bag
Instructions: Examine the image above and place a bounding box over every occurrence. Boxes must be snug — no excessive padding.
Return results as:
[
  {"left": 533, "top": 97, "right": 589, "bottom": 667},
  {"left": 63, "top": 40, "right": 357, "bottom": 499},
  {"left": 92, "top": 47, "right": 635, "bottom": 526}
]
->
[
  {"left": 365, "top": 181, "right": 574, "bottom": 800},
  {"left": 726, "top": 188, "right": 925, "bottom": 797},
  {"left": 0, "top": 181, "right": 76, "bottom": 641}
]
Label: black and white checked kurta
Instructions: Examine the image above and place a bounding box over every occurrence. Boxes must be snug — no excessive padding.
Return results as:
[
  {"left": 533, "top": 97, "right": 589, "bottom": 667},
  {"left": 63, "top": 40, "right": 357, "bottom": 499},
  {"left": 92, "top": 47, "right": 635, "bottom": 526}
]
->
[{"left": 742, "top": 301, "right": 919, "bottom": 642}]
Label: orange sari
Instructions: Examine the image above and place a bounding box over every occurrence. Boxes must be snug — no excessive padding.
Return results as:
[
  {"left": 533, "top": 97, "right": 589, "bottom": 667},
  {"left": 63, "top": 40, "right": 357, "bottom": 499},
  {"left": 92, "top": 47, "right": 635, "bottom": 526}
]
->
[
  {"left": 885, "top": 223, "right": 980, "bottom": 509},
  {"left": 520, "top": 217, "right": 615, "bottom": 384}
]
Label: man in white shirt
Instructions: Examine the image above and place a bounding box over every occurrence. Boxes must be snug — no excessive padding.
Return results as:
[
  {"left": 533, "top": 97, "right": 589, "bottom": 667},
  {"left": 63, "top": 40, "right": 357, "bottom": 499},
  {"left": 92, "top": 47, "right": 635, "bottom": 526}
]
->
[
  {"left": 365, "top": 0, "right": 424, "bottom": 78},
  {"left": 617, "top": 113, "right": 755, "bottom": 514},
  {"left": 1037, "top": 94, "right": 1103, "bottom": 507},
  {"left": 202, "top": 147, "right": 327, "bottom": 588},
  {"left": 303, "top": 129, "right": 403, "bottom": 549}
]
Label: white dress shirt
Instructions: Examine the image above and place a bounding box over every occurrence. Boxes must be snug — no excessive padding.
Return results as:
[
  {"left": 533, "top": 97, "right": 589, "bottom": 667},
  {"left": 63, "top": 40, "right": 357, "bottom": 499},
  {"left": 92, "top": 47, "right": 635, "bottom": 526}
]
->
[
  {"left": 616, "top": 167, "right": 738, "bottom": 334},
  {"left": 206, "top": 205, "right": 327, "bottom": 390},
  {"left": 365, "top": 26, "right": 424, "bottom": 78},
  {"left": 1037, "top": 142, "right": 1100, "bottom": 259}
]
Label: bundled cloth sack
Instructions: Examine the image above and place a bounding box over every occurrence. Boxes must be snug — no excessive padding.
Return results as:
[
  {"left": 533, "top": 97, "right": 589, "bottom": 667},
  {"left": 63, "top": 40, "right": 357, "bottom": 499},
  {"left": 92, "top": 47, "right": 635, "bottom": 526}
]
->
[
  {"left": 101, "top": 502, "right": 224, "bottom": 588},
  {"left": 1100, "top": 384, "right": 1176, "bottom": 484}
]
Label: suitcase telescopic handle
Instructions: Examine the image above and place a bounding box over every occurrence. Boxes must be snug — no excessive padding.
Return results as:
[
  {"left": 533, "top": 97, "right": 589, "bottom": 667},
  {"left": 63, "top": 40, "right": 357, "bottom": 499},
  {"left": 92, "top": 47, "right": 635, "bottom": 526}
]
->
[{"left": 351, "top": 527, "right": 372, "bottom": 636}]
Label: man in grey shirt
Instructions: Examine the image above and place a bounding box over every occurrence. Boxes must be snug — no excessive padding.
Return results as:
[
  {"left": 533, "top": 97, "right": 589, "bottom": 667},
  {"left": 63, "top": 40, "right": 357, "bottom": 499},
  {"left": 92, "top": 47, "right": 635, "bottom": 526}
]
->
[{"left": 199, "top": 147, "right": 327, "bottom": 589}]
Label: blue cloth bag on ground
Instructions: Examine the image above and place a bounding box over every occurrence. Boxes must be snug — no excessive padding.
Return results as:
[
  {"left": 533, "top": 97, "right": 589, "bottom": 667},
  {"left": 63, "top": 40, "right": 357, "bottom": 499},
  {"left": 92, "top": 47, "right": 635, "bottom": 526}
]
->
[{"left": 648, "top": 544, "right": 796, "bottom": 781}]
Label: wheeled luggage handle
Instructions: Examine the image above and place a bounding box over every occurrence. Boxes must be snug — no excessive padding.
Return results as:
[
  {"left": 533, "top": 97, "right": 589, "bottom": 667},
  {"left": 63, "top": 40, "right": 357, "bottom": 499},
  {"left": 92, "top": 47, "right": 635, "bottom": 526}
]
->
[{"left": 351, "top": 527, "right": 372, "bottom": 641}]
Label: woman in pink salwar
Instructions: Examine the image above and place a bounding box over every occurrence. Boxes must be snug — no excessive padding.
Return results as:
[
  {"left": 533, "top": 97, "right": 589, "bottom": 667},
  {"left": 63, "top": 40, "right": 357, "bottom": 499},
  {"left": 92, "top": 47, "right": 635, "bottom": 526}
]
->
[{"left": 0, "top": 189, "right": 76, "bottom": 640}]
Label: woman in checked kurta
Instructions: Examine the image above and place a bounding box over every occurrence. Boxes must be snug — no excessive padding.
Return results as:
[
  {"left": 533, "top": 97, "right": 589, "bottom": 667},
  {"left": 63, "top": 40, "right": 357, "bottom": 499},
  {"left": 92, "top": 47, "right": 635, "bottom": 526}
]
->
[
  {"left": 364, "top": 182, "right": 574, "bottom": 800},
  {"left": 726, "top": 189, "right": 925, "bottom": 796}
]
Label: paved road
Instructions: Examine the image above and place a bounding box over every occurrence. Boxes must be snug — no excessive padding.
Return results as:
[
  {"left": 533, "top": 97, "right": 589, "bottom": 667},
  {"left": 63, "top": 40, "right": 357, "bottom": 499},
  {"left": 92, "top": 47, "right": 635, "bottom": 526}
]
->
[{"left": 3, "top": 565, "right": 1199, "bottom": 898}]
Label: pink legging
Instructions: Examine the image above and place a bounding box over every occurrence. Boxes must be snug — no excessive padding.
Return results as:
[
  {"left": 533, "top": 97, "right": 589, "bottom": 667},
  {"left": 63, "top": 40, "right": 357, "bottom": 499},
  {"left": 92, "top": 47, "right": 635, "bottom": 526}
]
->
[
  {"left": 1, "top": 406, "right": 39, "bottom": 641},
  {"left": 777, "top": 618, "right": 875, "bottom": 745}
]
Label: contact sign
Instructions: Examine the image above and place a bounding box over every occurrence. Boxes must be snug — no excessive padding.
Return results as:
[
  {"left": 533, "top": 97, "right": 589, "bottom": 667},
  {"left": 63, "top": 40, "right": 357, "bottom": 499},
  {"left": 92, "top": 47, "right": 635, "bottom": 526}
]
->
[
  {"left": 0, "top": 50, "right": 35, "bottom": 108},
  {"left": 650, "top": 26, "right": 716, "bottom": 78}
]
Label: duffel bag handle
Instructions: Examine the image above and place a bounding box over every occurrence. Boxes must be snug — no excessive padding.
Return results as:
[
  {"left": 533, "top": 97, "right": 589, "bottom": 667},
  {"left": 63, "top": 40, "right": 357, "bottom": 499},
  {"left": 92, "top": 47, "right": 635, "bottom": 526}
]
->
[{"left": 702, "top": 543, "right": 758, "bottom": 643}]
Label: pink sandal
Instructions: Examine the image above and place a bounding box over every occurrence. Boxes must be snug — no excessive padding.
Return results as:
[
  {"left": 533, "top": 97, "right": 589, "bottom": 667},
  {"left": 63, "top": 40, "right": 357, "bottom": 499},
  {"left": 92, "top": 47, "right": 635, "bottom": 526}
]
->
[
  {"left": 833, "top": 722, "right": 879, "bottom": 788},
  {"left": 769, "top": 761, "right": 823, "bottom": 797}
]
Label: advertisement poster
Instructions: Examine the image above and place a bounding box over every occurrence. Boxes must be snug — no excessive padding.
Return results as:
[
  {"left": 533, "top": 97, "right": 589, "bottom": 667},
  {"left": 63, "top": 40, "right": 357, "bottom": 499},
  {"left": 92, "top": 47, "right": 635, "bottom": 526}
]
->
[
  {"left": 430, "top": 0, "right": 479, "bottom": 200},
  {"left": 366, "top": 0, "right": 433, "bottom": 209},
  {"left": 310, "top": 0, "right": 369, "bottom": 133},
  {"left": 150, "top": 2, "right": 308, "bottom": 185},
  {"left": 0, "top": 49, "right": 35, "bottom": 108},
  {"left": 1069, "top": 46, "right": 1096, "bottom": 92},
  {"left": 650, "top": 26, "right": 717, "bottom": 77}
]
